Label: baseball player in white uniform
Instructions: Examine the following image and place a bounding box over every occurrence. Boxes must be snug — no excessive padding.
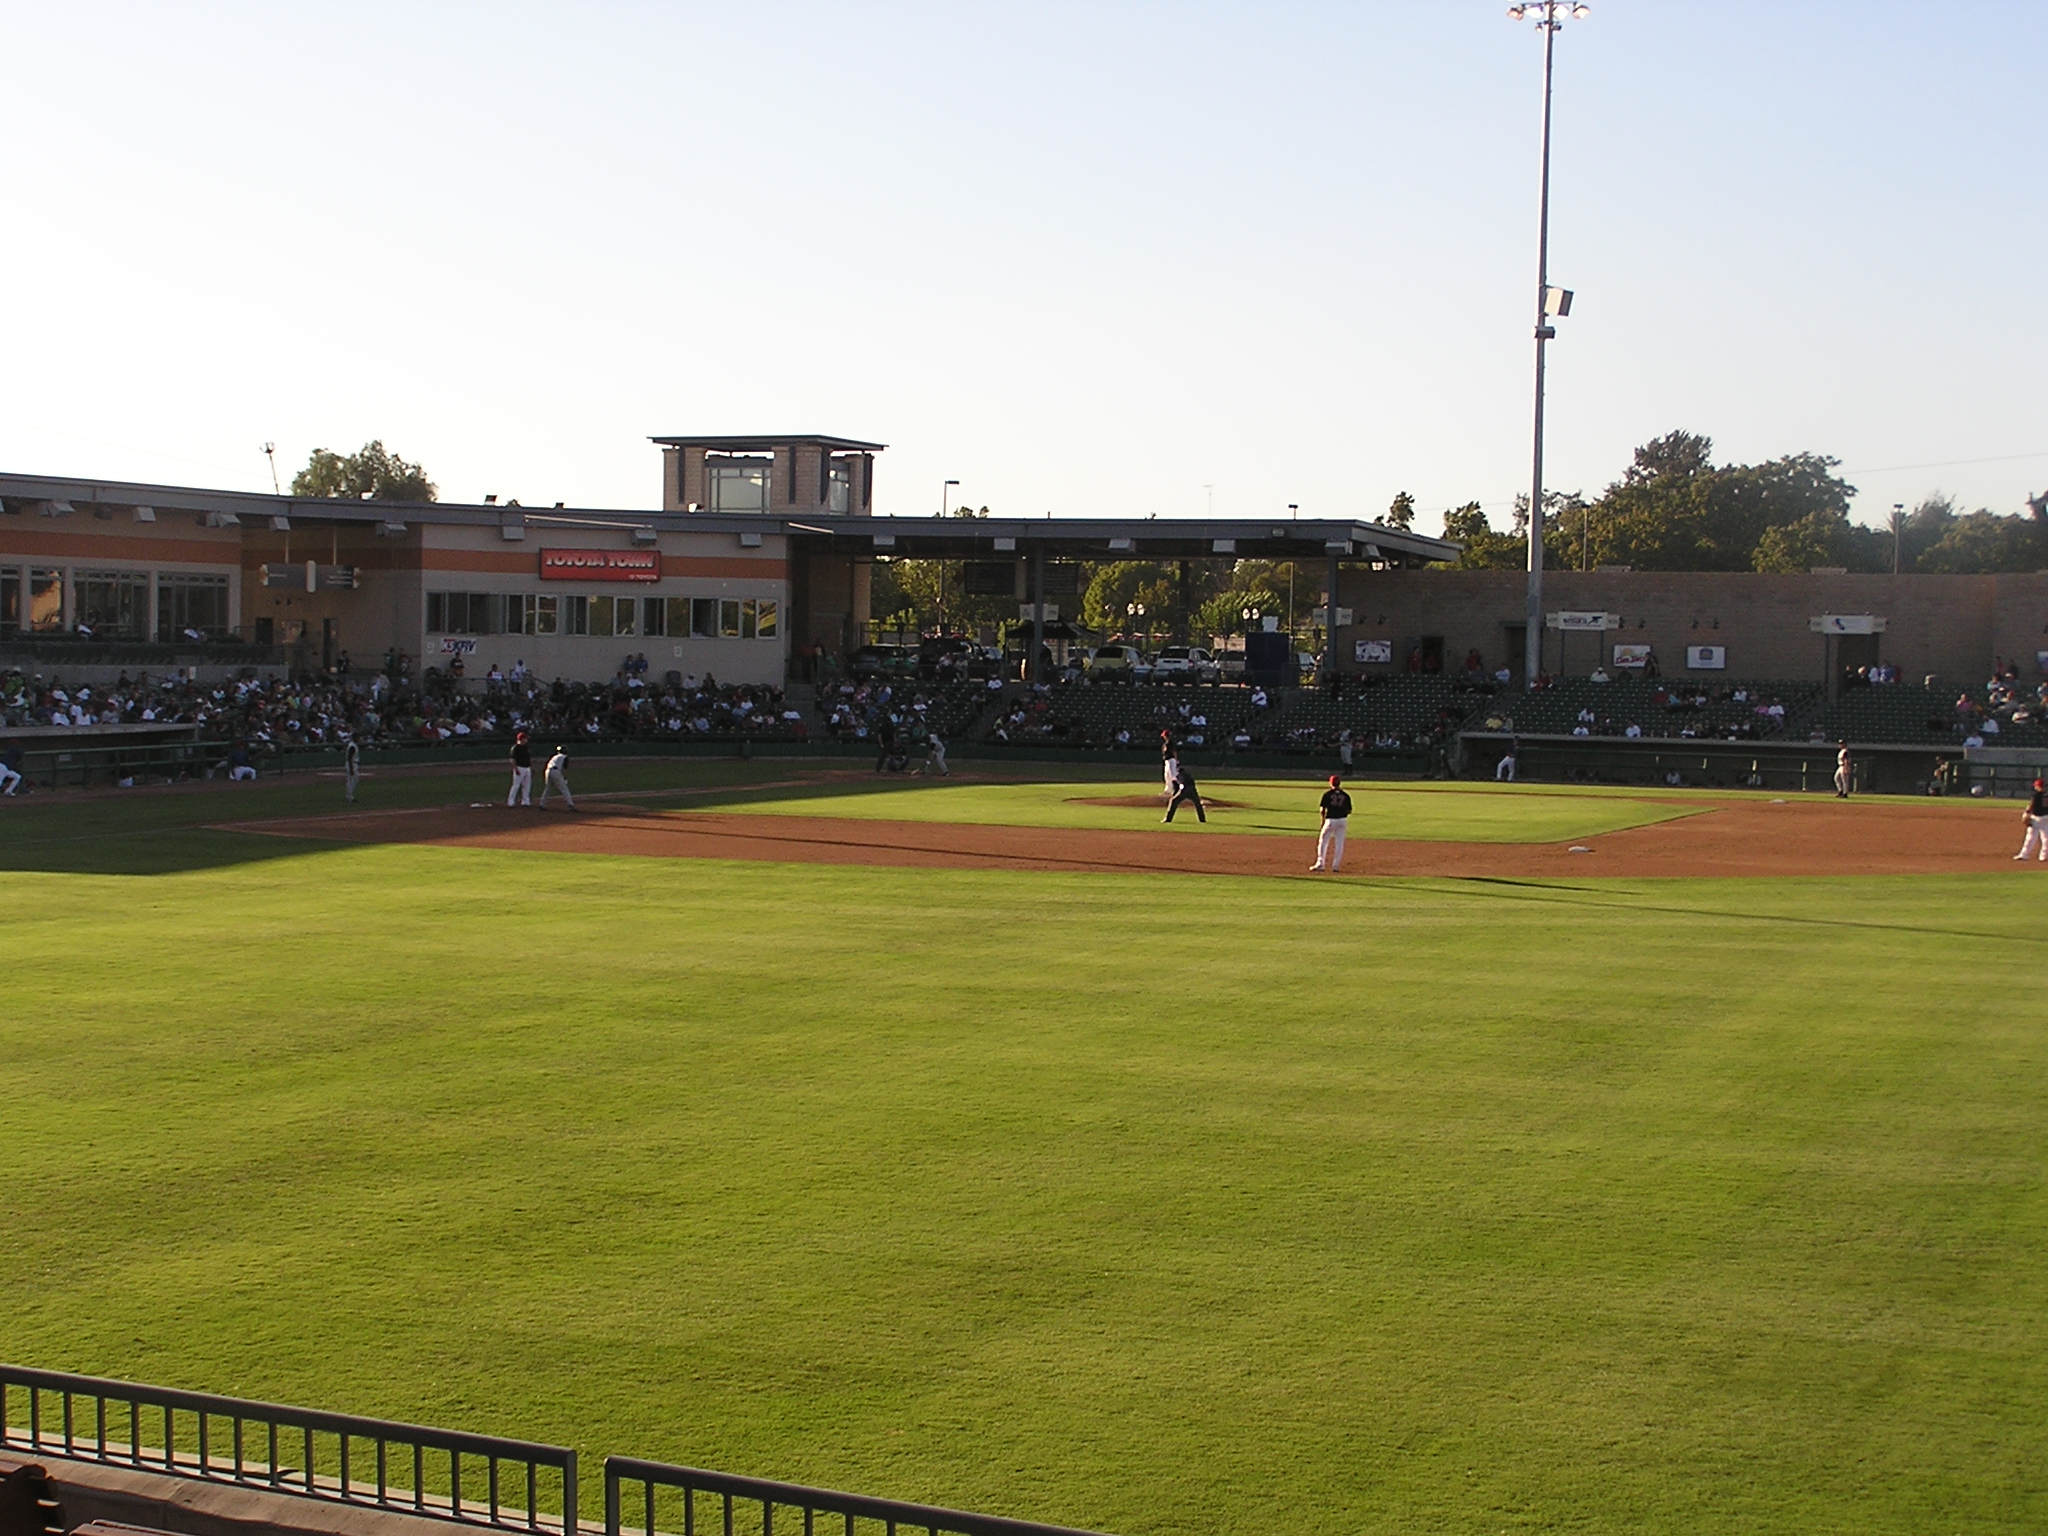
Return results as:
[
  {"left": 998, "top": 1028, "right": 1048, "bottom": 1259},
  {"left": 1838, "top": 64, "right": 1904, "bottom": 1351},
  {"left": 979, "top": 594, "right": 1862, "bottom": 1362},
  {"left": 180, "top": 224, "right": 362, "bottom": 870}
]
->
[
  {"left": 343, "top": 739, "right": 360, "bottom": 803},
  {"left": 1311, "top": 774, "right": 1352, "bottom": 872},
  {"left": 1834, "top": 742, "right": 1852, "bottom": 798},
  {"left": 539, "top": 744, "right": 576, "bottom": 811}
]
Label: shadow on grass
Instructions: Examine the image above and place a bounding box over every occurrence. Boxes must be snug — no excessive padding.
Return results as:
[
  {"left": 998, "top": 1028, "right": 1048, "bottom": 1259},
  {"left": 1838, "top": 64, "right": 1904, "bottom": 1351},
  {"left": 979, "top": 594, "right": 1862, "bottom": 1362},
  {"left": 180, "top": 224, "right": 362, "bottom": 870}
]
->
[{"left": 0, "top": 759, "right": 886, "bottom": 876}]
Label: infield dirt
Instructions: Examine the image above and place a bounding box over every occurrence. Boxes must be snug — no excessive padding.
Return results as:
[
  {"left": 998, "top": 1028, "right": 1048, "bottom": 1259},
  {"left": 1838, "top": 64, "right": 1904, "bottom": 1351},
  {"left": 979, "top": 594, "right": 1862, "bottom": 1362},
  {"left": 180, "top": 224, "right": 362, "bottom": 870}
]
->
[{"left": 229, "top": 792, "right": 2023, "bottom": 878}]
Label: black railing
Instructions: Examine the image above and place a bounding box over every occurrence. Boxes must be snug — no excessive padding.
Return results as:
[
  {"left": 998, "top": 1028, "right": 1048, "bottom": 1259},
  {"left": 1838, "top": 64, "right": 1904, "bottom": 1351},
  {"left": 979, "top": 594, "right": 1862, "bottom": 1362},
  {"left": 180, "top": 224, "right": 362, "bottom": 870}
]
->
[
  {"left": 604, "top": 1457, "right": 1108, "bottom": 1536},
  {"left": 0, "top": 1365, "right": 577, "bottom": 1536}
]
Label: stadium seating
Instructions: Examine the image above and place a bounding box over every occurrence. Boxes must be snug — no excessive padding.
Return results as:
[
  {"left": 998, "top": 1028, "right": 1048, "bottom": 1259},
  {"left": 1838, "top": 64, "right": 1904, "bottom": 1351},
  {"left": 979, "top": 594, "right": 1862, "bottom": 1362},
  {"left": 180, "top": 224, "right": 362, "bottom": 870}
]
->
[
  {"left": 985, "top": 683, "right": 1255, "bottom": 748},
  {"left": 1462, "top": 678, "right": 1822, "bottom": 743},
  {"left": 1810, "top": 683, "right": 2048, "bottom": 749}
]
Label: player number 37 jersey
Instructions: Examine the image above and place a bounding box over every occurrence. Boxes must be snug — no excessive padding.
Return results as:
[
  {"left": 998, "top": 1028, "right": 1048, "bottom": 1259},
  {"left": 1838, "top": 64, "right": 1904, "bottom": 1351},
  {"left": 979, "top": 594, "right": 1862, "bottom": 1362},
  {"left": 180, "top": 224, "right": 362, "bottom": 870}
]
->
[{"left": 1321, "top": 788, "right": 1353, "bottom": 820}]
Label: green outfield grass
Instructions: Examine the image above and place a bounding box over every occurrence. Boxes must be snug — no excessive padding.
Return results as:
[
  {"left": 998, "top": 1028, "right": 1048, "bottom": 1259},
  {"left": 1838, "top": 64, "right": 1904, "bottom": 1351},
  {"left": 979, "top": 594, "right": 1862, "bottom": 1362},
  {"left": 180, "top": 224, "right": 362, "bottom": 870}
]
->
[
  {"left": 704, "top": 776, "right": 1704, "bottom": 842},
  {"left": 1, "top": 776, "right": 2044, "bottom": 1535}
]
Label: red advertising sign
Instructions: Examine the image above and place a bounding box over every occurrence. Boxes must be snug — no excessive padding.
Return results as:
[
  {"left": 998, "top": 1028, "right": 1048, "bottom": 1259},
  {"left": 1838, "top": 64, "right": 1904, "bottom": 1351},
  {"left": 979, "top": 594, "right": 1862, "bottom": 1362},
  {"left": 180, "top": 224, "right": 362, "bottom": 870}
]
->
[{"left": 539, "top": 548, "right": 662, "bottom": 583}]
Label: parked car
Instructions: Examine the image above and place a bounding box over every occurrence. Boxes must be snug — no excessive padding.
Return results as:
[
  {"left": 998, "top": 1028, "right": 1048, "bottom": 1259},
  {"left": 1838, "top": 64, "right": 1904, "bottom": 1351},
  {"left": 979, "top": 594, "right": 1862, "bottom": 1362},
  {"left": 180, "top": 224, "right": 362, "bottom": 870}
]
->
[
  {"left": 849, "top": 644, "right": 919, "bottom": 681},
  {"left": 1086, "top": 643, "right": 1145, "bottom": 682},
  {"left": 1151, "top": 645, "right": 1221, "bottom": 683}
]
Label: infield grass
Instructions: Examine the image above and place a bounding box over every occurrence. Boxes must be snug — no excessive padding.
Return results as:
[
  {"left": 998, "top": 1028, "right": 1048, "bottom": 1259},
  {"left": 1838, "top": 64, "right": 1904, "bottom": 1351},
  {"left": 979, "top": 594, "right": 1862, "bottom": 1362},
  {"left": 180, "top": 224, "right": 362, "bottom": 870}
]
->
[
  {"left": 701, "top": 777, "right": 1704, "bottom": 842},
  {"left": 1, "top": 775, "right": 2044, "bottom": 1535}
]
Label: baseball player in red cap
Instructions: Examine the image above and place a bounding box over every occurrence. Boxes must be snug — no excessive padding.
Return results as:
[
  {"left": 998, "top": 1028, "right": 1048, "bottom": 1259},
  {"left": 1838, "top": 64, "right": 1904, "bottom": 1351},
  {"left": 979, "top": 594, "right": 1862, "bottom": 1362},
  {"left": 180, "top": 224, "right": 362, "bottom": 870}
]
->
[
  {"left": 507, "top": 731, "right": 533, "bottom": 807},
  {"left": 1311, "top": 774, "right": 1353, "bottom": 872},
  {"left": 2015, "top": 777, "right": 2048, "bottom": 861}
]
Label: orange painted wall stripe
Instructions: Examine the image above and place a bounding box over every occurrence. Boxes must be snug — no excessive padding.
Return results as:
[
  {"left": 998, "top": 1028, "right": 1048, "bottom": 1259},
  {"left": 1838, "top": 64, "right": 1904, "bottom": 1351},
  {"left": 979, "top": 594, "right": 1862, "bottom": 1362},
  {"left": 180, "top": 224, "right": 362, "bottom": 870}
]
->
[{"left": 0, "top": 527, "right": 237, "bottom": 564}]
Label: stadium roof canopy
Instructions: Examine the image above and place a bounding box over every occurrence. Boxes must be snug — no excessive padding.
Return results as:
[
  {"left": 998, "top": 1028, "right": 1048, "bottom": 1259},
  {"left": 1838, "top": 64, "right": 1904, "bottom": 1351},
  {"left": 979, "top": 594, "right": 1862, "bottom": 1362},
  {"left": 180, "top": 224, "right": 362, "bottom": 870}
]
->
[
  {"left": 778, "top": 513, "right": 1458, "bottom": 566},
  {"left": 648, "top": 433, "right": 888, "bottom": 454},
  {"left": 0, "top": 469, "right": 1460, "bottom": 564}
]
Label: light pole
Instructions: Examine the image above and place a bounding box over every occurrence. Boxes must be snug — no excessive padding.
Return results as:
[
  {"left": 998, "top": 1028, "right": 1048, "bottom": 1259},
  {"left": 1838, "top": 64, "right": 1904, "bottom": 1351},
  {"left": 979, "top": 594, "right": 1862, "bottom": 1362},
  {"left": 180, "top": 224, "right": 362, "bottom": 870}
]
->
[
  {"left": 1891, "top": 502, "right": 1905, "bottom": 576},
  {"left": 1508, "top": 1, "right": 1587, "bottom": 687},
  {"left": 937, "top": 479, "right": 959, "bottom": 632}
]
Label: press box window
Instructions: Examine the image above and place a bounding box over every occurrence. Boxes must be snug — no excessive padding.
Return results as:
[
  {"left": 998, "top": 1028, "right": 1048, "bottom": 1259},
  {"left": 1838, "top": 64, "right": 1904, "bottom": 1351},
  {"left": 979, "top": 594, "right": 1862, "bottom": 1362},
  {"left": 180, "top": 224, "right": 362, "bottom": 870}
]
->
[
  {"left": 590, "top": 596, "right": 637, "bottom": 638},
  {"left": 641, "top": 597, "right": 666, "bottom": 637},
  {"left": 707, "top": 459, "right": 771, "bottom": 513},
  {"left": 0, "top": 567, "right": 17, "bottom": 635},
  {"left": 561, "top": 595, "right": 590, "bottom": 636},
  {"left": 157, "top": 574, "right": 229, "bottom": 640},
  {"left": 426, "top": 592, "right": 499, "bottom": 634},
  {"left": 73, "top": 571, "right": 150, "bottom": 638},
  {"left": 828, "top": 463, "right": 851, "bottom": 513},
  {"left": 29, "top": 569, "right": 64, "bottom": 632}
]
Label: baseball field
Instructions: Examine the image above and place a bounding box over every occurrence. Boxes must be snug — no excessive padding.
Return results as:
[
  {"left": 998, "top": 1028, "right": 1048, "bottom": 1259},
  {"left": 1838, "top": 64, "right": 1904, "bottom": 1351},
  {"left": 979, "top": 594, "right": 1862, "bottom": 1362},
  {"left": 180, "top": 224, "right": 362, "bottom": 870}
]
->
[{"left": 2, "top": 759, "right": 2044, "bottom": 1535}]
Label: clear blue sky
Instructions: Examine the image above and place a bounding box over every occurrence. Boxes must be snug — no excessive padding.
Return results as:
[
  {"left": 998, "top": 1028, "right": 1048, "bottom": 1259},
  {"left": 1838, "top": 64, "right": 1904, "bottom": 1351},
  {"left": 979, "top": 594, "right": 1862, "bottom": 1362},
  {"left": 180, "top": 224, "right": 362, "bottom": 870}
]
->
[{"left": 3, "top": 2, "right": 2042, "bottom": 538}]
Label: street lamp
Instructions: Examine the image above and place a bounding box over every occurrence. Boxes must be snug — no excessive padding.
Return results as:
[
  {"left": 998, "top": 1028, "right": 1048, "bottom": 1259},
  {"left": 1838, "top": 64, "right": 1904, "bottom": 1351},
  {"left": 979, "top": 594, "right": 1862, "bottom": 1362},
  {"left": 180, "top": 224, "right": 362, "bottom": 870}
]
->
[{"left": 1507, "top": 1, "right": 1588, "bottom": 688}]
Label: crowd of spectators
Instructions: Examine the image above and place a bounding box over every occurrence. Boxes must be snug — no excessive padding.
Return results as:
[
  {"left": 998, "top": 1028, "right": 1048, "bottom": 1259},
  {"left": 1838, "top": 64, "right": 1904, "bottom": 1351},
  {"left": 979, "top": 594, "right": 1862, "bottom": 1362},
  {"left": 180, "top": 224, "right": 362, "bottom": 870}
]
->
[{"left": 0, "top": 655, "right": 801, "bottom": 757}]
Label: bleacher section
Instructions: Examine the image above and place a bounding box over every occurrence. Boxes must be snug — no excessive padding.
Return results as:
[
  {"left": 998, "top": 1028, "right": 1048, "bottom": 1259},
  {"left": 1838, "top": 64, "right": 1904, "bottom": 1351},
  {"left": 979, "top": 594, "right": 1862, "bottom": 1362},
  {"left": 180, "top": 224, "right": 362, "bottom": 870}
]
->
[
  {"left": 1252, "top": 677, "right": 1471, "bottom": 754},
  {"left": 1461, "top": 678, "right": 1822, "bottom": 742},
  {"left": 1810, "top": 683, "right": 2048, "bottom": 749},
  {"left": 986, "top": 683, "right": 1256, "bottom": 748}
]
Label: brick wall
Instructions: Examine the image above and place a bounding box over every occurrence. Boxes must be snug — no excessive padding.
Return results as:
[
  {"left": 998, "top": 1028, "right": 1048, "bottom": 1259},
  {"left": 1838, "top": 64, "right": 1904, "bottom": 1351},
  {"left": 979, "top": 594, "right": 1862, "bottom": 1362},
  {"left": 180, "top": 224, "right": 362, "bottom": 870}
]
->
[{"left": 1332, "top": 568, "right": 2048, "bottom": 688}]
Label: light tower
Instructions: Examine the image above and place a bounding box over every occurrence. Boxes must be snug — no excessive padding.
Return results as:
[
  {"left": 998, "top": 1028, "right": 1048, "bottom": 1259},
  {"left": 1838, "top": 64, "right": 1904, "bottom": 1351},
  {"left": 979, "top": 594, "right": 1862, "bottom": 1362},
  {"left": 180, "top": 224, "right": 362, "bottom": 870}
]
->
[{"left": 1507, "top": 1, "right": 1587, "bottom": 685}]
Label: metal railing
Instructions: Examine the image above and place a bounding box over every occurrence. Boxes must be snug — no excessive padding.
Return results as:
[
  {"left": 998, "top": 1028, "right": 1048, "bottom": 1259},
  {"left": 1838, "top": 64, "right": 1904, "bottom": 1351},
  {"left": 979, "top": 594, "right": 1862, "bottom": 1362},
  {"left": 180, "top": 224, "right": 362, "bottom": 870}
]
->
[
  {"left": 604, "top": 1457, "right": 1108, "bottom": 1536},
  {"left": 0, "top": 1365, "right": 576, "bottom": 1536}
]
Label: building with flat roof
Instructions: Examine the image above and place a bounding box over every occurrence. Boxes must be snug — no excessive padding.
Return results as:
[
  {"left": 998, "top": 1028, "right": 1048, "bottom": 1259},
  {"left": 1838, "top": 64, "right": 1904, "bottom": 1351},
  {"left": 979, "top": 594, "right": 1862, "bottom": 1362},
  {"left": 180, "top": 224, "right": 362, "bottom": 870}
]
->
[{"left": 0, "top": 435, "right": 1454, "bottom": 684}]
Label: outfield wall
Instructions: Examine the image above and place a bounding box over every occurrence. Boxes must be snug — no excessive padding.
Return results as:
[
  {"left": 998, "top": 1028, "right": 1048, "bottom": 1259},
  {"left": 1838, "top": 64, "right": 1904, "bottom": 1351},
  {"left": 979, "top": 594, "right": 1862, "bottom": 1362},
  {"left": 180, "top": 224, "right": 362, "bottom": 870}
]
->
[{"left": 1333, "top": 569, "right": 2048, "bottom": 689}]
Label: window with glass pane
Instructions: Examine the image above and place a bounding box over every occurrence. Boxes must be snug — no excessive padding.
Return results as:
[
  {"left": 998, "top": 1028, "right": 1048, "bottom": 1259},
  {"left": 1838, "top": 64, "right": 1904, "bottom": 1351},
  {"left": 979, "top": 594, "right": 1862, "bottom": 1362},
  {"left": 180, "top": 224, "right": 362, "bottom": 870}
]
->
[
  {"left": 719, "top": 599, "right": 741, "bottom": 637},
  {"left": 613, "top": 597, "right": 636, "bottom": 637},
  {"left": 74, "top": 571, "right": 149, "bottom": 637},
  {"left": 692, "top": 598, "right": 718, "bottom": 637},
  {"left": 563, "top": 595, "right": 590, "bottom": 635},
  {"left": 426, "top": 592, "right": 446, "bottom": 632},
  {"left": 0, "top": 568, "right": 18, "bottom": 635},
  {"left": 157, "top": 575, "right": 228, "bottom": 640},
  {"left": 590, "top": 595, "right": 615, "bottom": 636},
  {"left": 641, "top": 597, "right": 666, "bottom": 637},
  {"left": 828, "top": 464, "right": 851, "bottom": 513},
  {"left": 755, "top": 600, "right": 778, "bottom": 640},
  {"left": 737, "top": 598, "right": 756, "bottom": 639},
  {"left": 29, "top": 569, "right": 63, "bottom": 632},
  {"left": 505, "top": 594, "right": 532, "bottom": 635},
  {"left": 666, "top": 597, "right": 690, "bottom": 637},
  {"left": 534, "top": 595, "right": 559, "bottom": 635},
  {"left": 708, "top": 460, "right": 771, "bottom": 512}
]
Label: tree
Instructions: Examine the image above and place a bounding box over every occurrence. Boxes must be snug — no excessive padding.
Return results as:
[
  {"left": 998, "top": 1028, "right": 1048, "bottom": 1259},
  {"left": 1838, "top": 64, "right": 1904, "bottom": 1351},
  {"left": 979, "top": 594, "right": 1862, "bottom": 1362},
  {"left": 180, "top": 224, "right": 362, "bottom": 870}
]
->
[
  {"left": 1577, "top": 431, "right": 1858, "bottom": 571},
  {"left": 1081, "top": 561, "right": 1174, "bottom": 634},
  {"left": 1383, "top": 491, "right": 1416, "bottom": 530},
  {"left": 1752, "top": 508, "right": 1860, "bottom": 573},
  {"left": 1914, "top": 509, "right": 2048, "bottom": 574},
  {"left": 291, "top": 440, "right": 437, "bottom": 502},
  {"left": 1440, "top": 502, "right": 1525, "bottom": 570}
]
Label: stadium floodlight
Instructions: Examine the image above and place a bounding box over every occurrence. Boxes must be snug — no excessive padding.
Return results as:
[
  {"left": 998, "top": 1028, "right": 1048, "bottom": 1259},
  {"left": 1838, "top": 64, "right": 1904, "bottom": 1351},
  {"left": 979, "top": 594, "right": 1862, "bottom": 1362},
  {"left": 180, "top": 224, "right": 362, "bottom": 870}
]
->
[{"left": 1508, "top": 0, "right": 1590, "bottom": 689}]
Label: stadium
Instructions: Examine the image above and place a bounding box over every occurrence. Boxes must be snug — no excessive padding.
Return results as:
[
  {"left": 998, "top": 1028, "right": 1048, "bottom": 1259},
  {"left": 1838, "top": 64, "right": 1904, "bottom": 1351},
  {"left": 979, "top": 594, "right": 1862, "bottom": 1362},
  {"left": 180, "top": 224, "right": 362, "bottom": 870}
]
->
[
  {"left": 5, "top": 423, "right": 2047, "bottom": 1536},
  {"left": 7, "top": 4, "right": 2048, "bottom": 1534}
]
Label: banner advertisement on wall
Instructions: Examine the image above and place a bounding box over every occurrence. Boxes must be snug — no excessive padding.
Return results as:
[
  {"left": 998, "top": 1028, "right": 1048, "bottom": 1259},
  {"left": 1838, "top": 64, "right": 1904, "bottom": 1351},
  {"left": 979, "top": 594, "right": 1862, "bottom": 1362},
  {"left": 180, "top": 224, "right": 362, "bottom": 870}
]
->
[
  {"left": 539, "top": 549, "right": 663, "bottom": 582},
  {"left": 1547, "top": 610, "right": 1619, "bottom": 631},
  {"left": 1355, "top": 639, "right": 1393, "bottom": 664},
  {"left": 439, "top": 637, "right": 478, "bottom": 654},
  {"left": 1611, "top": 644, "right": 1654, "bottom": 669},
  {"left": 1687, "top": 645, "right": 1727, "bottom": 670}
]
